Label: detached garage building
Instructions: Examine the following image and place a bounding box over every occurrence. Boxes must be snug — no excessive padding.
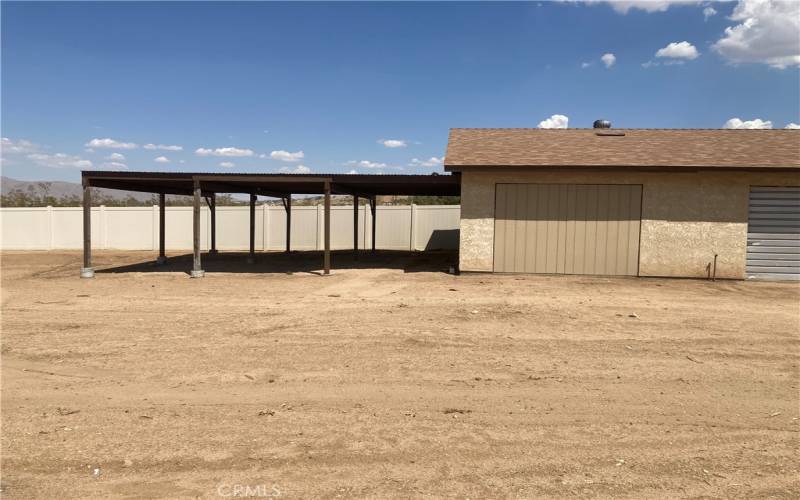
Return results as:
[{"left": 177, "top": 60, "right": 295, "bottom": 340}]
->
[{"left": 445, "top": 128, "right": 800, "bottom": 280}]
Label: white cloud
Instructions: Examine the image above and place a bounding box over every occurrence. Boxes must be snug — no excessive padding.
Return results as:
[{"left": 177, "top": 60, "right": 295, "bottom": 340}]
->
[
  {"left": 346, "top": 169, "right": 358, "bottom": 174},
  {"left": 347, "top": 160, "right": 388, "bottom": 169},
  {"left": 1, "top": 137, "right": 39, "bottom": 154},
  {"left": 703, "top": 5, "right": 717, "bottom": 20},
  {"left": 656, "top": 41, "right": 700, "bottom": 60},
  {"left": 409, "top": 157, "right": 444, "bottom": 168},
  {"left": 723, "top": 117, "right": 773, "bottom": 129},
  {"left": 279, "top": 165, "right": 312, "bottom": 174},
  {"left": 269, "top": 150, "right": 305, "bottom": 162},
  {"left": 581, "top": 62, "right": 592, "bottom": 68},
  {"left": 379, "top": 139, "right": 407, "bottom": 148},
  {"left": 105, "top": 152, "right": 125, "bottom": 161},
  {"left": 219, "top": 161, "right": 235, "bottom": 168},
  {"left": 785, "top": 123, "right": 800, "bottom": 129},
  {"left": 84, "top": 148, "right": 95, "bottom": 153},
  {"left": 154, "top": 156, "right": 170, "bottom": 163},
  {"left": 712, "top": 0, "right": 800, "bottom": 69},
  {"left": 601, "top": 53, "right": 616, "bottom": 68},
  {"left": 641, "top": 60, "right": 660, "bottom": 68},
  {"left": 100, "top": 162, "right": 128, "bottom": 170},
  {"left": 144, "top": 143, "right": 183, "bottom": 151},
  {"left": 538, "top": 114, "right": 569, "bottom": 129},
  {"left": 85, "top": 138, "right": 138, "bottom": 149},
  {"left": 27, "top": 153, "right": 93, "bottom": 169},
  {"left": 579, "top": 1, "right": 700, "bottom": 14},
  {"left": 195, "top": 147, "right": 255, "bottom": 157}
]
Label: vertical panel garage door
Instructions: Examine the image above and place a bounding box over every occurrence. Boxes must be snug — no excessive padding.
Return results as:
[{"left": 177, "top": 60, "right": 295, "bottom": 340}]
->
[
  {"left": 746, "top": 186, "right": 800, "bottom": 281},
  {"left": 494, "top": 184, "right": 642, "bottom": 275}
]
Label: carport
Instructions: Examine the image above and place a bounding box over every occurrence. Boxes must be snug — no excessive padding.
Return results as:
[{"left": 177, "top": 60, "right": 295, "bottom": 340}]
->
[{"left": 79, "top": 171, "right": 461, "bottom": 277}]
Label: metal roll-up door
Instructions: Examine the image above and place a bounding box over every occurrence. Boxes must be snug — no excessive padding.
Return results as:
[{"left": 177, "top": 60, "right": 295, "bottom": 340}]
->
[
  {"left": 747, "top": 186, "right": 800, "bottom": 281},
  {"left": 493, "top": 184, "right": 642, "bottom": 275}
]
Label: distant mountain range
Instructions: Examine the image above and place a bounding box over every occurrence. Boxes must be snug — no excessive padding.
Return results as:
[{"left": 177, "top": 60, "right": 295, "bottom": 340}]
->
[{"left": 1, "top": 176, "right": 154, "bottom": 202}]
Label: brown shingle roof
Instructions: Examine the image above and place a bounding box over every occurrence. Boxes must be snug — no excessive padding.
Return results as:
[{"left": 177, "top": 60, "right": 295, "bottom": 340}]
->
[{"left": 444, "top": 128, "right": 800, "bottom": 170}]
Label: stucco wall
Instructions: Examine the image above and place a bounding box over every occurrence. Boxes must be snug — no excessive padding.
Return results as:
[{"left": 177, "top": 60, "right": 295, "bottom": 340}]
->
[{"left": 458, "top": 169, "right": 799, "bottom": 278}]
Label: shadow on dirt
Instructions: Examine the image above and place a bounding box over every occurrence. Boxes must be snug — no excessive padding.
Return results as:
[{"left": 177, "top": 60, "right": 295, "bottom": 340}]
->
[{"left": 96, "top": 249, "right": 458, "bottom": 276}]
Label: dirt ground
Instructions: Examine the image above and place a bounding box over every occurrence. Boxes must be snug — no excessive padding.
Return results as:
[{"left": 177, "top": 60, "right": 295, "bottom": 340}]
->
[{"left": 1, "top": 250, "right": 798, "bottom": 499}]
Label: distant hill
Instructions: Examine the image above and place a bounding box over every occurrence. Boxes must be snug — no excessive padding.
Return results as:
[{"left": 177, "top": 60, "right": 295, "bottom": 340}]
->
[{"left": 1, "top": 176, "right": 154, "bottom": 203}]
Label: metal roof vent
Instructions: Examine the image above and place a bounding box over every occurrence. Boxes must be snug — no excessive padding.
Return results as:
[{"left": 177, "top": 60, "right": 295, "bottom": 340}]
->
[{"left": 593, "top": 119, "right": 611, "bottom": 129}]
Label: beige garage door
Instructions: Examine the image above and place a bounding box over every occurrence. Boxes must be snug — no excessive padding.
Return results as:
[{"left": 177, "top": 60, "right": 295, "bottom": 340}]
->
[{"left": 494, "top": 184, "right": 642, "bottom": 275}]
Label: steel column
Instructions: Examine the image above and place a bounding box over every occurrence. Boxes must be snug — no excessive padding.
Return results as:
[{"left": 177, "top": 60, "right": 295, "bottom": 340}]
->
[
  {"left": 156, "top": 192, "right": 166, "bottom": 264},
  {"left": 191, "top": 180, "right": 204, "bottom": 278},
  {"left": 80, "top": 183, "right": 94, "bottom": 278},
  {"left": 324, "top": 182, "right": 331, "bottom": 274}
]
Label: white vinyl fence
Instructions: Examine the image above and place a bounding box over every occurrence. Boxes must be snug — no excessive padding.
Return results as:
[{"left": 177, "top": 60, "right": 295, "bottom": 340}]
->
[{"left": 0, "top": 205, "right": 460, "bottom": 252}]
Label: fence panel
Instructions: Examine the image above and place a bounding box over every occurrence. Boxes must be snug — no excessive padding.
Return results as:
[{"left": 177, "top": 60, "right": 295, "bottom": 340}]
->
[{"left": 0, "top": 205, "right": 460, "bottom": 251}]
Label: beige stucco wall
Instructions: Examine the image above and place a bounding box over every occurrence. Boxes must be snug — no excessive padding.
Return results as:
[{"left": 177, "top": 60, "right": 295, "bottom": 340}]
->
[{"left": 459, "top": 169, "right": 799, "bottom": 278}]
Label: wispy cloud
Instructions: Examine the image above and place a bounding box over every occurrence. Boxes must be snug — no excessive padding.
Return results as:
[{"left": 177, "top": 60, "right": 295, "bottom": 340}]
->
[
  {"left": 2, "top": 137, "right": 39, "bottom": 154},
  {"left": 144, "top": 143, "right": 183, "bottom": 151},
  {"left": 105, "top": 152, "right": 125, "bottom": 161},
  {"left": 723, "top": 117, "right": 773, "bottom": 129},
  {"left": 195, "top": 147, "right": 254, "bottom": 157},
  {"left": 154, "top": 156, "right": 170, "bottom": 163},
  {"left": 409, "top": 157, "right": 443, "bottom": 168},
  {"left": 100, "top": 161, "right": 128, "bottom": 170},
  {"left": 86, "top": 138, "right": 138, "bottom": 149},
  {"left": 269, "top": 150, "right": 305, "bottom": 162},
  {"left": 279, "top": 165, "right": 311, "bottom": 174},
  {"left": 27, "top": 153, "right": 93, "bottom": 169},
  {"left": 219, "top": 161, "right": 235, "bottom": 168},
  {"left": 601, "top": 53, "right": 616, "bottom": 68},
  {"left": 379, "top": 139, "right": 407, "bottom": 148},
  {"left": 346, "top": 160, "right": 388, "bottom": 169}
]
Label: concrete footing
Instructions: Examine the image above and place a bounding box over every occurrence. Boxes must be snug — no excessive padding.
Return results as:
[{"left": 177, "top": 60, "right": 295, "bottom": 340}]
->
[
  {"left": 156, "top": 256, "right": 167, "bottom": 265},
  {"left": 80, "top": 267, "right": 95, "bottom": 279},
  {"left": 190, "top": 269, "right": 205, "bottom": 278}
]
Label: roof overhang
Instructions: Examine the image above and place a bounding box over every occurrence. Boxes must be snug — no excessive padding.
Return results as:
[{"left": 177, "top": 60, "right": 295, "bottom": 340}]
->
[{"left": 81, "top": 171, "right": 461, "bottom": 197}]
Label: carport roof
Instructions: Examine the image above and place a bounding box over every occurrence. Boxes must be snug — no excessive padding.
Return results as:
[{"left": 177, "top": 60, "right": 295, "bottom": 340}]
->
[
  {"left": 444, "top": 128, "right": 800, "bottom": 170},
  {"left": 81, "top": 171, "right": 461, "bottom": 197}
]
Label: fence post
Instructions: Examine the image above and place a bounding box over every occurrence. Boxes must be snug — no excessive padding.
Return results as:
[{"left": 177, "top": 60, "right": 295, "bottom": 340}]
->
[
  {"left": 46, "top": 205, "right": 54, "bottom": 250},
  {"left": 268, "top": 203, "right": 269, "bottom": 252},
  {"left": 316, "top": 204, "right": 323, "bottom": 250},
  {"left": 152, "top": 205, "right": 158, "bottom": 251},
  {"left": 99, "top": 205, "right": 107, "bottom": 249},
  {"left": 410, "top": 203, "right": 417, "bottom": 251}
]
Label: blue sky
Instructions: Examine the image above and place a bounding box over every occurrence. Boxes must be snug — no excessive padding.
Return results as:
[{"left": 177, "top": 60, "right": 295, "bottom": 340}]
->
[{"left": 2, "top": 1, "right": 799, "bottom": 182}]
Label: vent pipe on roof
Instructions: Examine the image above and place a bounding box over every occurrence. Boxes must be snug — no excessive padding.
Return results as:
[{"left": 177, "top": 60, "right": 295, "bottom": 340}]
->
[{"left": 593, "top": 119, "right": 611, "bottom": 129}]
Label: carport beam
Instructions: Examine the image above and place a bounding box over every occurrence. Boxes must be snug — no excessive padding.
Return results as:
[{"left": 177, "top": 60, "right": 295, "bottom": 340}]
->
[
  {"left": 248, "top": 193, "right": 256, "bottom": 264},
  {"left": 191, "top": 180, "right": 204, "bottom": 278},
  {"left": 80, "top": 182, "right": 94, "bottom": 278},
  {"left": 324, "top": 182, "right": 331, "bottom": 275},
  {"left": 157, "top": 192, "right": 166, "bottom": 264},
  {"left": 353, "top": 195, "right": 359, "bottom": 260}
]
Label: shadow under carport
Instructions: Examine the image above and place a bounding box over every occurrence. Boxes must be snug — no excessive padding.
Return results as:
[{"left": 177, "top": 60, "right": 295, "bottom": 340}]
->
[{"left": 95, "top": 250, "right": 458, "bottom": 276}]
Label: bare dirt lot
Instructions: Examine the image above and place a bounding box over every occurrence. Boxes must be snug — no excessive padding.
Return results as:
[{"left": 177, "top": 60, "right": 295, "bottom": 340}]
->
[{"left": 1, "top": 250, "right": 798, "bottom": 499}]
